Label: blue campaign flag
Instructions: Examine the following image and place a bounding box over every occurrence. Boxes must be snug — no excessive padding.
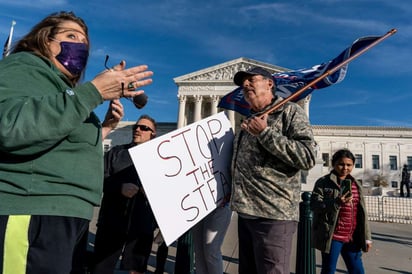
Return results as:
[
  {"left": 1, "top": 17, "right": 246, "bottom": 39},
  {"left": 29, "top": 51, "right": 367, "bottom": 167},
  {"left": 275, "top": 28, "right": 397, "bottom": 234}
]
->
[
  {"left": 218, "top": 35, "right": 381, "bottom": 116},
  {"left": 217, "top": 86, "right": 251, "bottom": 116}
]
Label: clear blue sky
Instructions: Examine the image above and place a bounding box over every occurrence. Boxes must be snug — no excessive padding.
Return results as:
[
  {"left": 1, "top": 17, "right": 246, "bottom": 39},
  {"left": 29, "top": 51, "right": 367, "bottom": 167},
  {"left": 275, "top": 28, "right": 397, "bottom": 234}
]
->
[{"left": 0, "top": 0, "right": 410, "bottom": 127}]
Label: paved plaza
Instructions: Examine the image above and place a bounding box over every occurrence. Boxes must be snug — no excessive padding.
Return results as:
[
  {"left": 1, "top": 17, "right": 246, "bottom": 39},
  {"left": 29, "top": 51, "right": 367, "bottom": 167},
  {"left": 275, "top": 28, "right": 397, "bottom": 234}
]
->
[
  {"left": 146, "top": 214, "right": 412, "bottom": 274},
  {"left": 89, "top": 209, "right": 412, "bottom": 274}
]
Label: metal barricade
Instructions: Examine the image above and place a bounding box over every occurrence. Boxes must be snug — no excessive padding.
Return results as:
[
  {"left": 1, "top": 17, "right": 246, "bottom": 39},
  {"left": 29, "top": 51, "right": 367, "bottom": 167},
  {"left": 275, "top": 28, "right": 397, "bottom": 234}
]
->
[{"left": 364, "top": 196, "right": 412, "bottom": 224}]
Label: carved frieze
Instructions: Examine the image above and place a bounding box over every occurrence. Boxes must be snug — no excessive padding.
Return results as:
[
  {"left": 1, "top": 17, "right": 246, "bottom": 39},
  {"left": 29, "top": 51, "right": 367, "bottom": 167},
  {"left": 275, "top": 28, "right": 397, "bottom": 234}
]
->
[
  {"left": 185, "top": 63, "right": 251, "bottom": 81},
  {"left": 174, "top": 57, "right": 287, "bottom": 83},
  {"left": 178, "top": 85, "right": 216, "bottom": 92}
]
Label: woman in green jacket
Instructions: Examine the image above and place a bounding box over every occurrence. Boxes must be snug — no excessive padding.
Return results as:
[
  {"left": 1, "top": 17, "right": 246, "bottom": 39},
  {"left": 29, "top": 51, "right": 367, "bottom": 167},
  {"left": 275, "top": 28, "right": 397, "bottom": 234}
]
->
[
  {"left": 311, "top": 149, "right": 372, "bottom": 274},
  {"left": 0, "top": 11, "right": 153, "bottom": 274}
]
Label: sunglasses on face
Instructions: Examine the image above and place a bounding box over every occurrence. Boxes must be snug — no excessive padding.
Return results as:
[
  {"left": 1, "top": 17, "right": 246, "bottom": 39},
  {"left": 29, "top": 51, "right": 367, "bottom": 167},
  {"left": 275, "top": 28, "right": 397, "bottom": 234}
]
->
[{"left": 133, "top": 124, "right": 153, "bottom": 132}]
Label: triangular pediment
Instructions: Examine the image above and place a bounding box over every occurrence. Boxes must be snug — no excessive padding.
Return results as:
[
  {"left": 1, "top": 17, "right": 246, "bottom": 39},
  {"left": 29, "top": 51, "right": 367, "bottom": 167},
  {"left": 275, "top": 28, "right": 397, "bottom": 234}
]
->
[{"left": 174, "top": 57, "right": 289, "bottom": 83}]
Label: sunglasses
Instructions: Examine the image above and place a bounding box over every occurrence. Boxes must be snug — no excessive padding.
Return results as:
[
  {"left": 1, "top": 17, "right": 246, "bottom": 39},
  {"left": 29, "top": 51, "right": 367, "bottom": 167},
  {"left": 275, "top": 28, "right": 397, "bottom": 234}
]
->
[{"left": 133, "top": 124, "right": 154, "bottom": 132}]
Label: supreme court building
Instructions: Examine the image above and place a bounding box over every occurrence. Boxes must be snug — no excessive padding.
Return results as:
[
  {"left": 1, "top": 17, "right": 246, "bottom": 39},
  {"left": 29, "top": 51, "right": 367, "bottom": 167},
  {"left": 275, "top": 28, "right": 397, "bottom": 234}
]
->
[{"left": 104, "top": 57, "right": 412, "bottom": 194}]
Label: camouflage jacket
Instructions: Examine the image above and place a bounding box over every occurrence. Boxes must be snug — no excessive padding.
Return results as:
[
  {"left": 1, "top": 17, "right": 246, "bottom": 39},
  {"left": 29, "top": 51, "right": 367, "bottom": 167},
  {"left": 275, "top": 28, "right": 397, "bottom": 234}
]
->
[{"left": 230, "top": 97, "right": 316, "bottom": 221}]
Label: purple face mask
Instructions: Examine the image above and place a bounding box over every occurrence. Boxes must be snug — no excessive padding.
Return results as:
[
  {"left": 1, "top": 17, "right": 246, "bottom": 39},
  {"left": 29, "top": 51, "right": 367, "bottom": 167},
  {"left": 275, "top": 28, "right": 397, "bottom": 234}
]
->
[{"left": 55, "top": 41, "right": 89, "bottom": 75}]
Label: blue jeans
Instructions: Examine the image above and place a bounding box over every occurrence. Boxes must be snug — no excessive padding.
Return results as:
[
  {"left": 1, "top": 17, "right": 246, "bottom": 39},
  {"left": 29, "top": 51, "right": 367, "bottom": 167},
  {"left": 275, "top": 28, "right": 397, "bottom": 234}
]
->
[
  {"left": 321, "top": 240, "right": 365, "bottom": 274},
  {"left": 192, "top": 205, "right": 232, "bottom": 274}
]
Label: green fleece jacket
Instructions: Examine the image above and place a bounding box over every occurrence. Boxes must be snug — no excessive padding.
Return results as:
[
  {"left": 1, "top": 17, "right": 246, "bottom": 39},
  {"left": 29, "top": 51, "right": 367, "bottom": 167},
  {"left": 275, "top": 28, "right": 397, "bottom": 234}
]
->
[{"left": 0, "top": 52, "right": 104, "bottom": 220}]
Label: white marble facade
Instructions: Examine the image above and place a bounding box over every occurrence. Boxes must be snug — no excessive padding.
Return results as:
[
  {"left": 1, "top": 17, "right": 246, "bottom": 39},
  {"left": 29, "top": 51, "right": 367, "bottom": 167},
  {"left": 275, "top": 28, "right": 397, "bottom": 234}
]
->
[
  {"left": 307, "top": 126, "right": 412, "bottom": 193},
  {"left": 104, "top": 57, "right": 412, "bottom": 194}
]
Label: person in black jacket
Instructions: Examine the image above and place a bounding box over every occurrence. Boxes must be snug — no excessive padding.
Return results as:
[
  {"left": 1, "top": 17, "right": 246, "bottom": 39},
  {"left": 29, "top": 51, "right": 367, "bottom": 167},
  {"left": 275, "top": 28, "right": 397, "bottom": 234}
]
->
[
  {"left": 311, "top": 149, "right": 372, "bottom": 274},
  {"left": 92, "top": 115, "right": 157, "bottom": 274},
  {"left": 400, "top": 164, "right": 410, "bottom": 197}
]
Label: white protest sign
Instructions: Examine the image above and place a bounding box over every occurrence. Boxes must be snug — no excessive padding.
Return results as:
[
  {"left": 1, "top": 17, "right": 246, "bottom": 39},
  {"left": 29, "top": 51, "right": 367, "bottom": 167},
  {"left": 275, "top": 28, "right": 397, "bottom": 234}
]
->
[{"left": 129, "top": 112, "right": 234, "bottom": 245}]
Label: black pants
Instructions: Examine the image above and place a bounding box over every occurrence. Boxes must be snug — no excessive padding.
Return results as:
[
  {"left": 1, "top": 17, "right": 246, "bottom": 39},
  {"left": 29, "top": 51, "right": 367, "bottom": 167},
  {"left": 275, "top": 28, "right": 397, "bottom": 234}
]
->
[
  {"left": 92, "top": 226, "right": 154, "bottom": 274},
  {"left": 155, "top": 242, "right": 168, "bottom": 274},
  {"left": 0, "top": 215, "right": 88, "bottom": 274},
  {"left": 400, "top": 181, "right": 410, "bottom": 197},
  {"left": 71, "top": 228, "right": 93, "bottom": 274}
]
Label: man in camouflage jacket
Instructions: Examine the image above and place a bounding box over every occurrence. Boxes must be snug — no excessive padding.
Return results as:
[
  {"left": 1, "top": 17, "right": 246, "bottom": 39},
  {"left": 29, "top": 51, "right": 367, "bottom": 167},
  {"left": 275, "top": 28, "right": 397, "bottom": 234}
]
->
[{"left": 230, "top": 67, "right": 316, "bottom": 274}]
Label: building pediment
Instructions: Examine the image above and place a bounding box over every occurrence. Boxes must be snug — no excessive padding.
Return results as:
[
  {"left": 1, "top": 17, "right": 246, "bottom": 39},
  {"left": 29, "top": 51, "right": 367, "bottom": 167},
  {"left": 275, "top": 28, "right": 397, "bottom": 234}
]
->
[{"left": 174, "top": 57, "right": 289, "bottom": 84}]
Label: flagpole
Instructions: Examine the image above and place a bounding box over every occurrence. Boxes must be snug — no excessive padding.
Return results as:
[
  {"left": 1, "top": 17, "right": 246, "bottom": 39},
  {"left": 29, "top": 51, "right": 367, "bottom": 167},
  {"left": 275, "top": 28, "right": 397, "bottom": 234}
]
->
[
  {"left": 3, "top": 20, "right": 16, "bottom": 58},
  {"left": 258, "top": 28, "right": 397, "bottom": 118}
]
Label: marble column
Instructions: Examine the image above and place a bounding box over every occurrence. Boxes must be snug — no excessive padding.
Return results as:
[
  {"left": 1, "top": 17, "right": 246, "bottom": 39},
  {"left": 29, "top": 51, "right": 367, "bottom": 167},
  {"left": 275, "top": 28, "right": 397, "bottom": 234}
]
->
[
  {"left": 177, "top": 95, "right": 186, "bottom": 128},
  {"left": 226, "top": 110, "right": 235, "bottom": 130},
  {"left": 303, "top": 94, "right": 311, "bottom": 118},
  {"left": 194, "top": 95, "right": 203, "bottom": 122},
  {"left": 210, "top": 95, "right": 219, "bottom": 115}
]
